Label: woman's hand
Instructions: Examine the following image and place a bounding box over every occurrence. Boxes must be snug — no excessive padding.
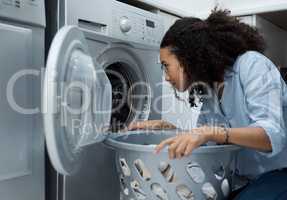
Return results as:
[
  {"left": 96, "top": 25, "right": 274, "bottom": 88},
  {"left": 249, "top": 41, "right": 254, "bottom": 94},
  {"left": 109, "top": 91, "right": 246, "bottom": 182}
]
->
[
  {"left": 127, "top": 120, "right": 177, "bottom": 131},
  {"left": 154, "top": 126, "right": 214, "bottom": 159}
]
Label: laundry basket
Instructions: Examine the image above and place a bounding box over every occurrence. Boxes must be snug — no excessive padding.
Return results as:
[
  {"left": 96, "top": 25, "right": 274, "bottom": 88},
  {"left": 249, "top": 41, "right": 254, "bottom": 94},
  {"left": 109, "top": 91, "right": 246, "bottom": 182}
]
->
[{"left": 105, "top": 130, "right": 241, "bottom": 200}]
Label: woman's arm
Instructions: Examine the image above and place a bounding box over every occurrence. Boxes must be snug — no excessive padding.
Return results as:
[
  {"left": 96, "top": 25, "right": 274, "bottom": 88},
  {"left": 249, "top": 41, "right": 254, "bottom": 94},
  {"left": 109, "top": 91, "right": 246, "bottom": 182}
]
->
[
  {"left": 210, "top": 126, "right": 272, "bottom": 152},
  {"left": 155, "top": 126, "right": 272, "bottom": 159},
  {"left": 127, "top": 120, "right": 177, "bottom": 130}
]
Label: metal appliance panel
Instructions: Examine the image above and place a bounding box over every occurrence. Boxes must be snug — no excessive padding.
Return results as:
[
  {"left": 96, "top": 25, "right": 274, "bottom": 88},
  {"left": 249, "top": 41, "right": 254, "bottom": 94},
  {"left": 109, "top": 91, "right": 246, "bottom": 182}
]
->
[{"left": 0, "top": 0, "right": 45, "bottom": 198}]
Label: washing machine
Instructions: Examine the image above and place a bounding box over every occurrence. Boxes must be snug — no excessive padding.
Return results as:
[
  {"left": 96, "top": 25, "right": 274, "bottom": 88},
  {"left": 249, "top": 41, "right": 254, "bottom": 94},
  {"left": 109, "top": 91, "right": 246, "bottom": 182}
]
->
[{"left": 44, "top": 0, "right": 164, "bottom": 199}]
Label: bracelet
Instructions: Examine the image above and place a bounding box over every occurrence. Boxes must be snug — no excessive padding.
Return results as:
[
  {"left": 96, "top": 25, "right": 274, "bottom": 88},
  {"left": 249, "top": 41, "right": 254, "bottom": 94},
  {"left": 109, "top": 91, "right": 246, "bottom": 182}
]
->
[{"left": 222, "top": 126, "right": 230, "bottom": 144}]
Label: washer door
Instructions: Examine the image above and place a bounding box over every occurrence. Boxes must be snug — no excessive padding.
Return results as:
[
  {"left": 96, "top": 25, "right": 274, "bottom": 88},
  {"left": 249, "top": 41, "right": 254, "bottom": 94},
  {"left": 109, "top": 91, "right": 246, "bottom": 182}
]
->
[{"left": 43, "top": 26, "right": 112, "bottom": 175}]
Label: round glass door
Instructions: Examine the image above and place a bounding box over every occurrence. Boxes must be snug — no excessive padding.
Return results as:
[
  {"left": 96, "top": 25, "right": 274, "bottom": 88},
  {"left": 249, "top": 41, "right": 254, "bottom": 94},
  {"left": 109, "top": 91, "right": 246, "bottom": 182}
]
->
[{"left": 43, "top": 26, "right": 112, "bottom": 175}]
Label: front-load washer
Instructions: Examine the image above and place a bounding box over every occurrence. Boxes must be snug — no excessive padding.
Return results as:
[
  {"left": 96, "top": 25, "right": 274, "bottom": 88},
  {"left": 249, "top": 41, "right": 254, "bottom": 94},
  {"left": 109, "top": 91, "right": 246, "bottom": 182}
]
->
[{"left": 44, "top": 0, "right": 164, "bottom": 199}]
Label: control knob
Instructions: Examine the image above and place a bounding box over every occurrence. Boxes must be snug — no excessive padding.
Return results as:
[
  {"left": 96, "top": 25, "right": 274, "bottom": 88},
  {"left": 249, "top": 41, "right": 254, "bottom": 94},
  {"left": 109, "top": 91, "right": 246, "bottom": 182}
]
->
[{"left": 119, "top": 16, "right": 132, "bottom": 33}]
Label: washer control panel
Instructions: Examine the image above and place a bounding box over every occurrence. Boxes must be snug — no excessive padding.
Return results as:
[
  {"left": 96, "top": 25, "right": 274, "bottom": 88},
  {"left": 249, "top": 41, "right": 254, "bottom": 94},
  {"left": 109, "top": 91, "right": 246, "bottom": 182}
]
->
[
  {"left": 66, "top": 0, "right": 164, "bottom": 47},
  {"left": 111, "top": 1, "right": 164, "bottom": 47}
]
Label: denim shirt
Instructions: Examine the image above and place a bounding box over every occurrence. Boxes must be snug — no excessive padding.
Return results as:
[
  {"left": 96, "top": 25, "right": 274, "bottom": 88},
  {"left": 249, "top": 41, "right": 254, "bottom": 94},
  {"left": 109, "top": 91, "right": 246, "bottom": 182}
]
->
[{"left": 197, "top": 51, "right": 287, "bottom": 178}]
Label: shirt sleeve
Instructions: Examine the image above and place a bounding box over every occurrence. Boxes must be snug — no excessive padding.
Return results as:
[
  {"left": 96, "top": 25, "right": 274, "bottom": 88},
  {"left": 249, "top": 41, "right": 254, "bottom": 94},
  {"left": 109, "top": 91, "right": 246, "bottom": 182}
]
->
[{"left": 238, "top": 52, "right": 287, "bottom": 158}]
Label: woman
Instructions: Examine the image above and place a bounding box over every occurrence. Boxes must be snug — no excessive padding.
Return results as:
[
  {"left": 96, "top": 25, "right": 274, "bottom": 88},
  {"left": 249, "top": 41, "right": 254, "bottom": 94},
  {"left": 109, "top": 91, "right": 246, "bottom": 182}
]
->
[{"left": 128, "top": 9, "right": 287, "bottom": 199}]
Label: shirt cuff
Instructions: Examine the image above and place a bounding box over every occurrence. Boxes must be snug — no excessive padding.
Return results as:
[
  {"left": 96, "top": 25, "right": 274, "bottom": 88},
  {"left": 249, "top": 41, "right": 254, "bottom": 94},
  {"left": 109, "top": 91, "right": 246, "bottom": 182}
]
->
[{"left": 248, "top": 120, "right": 286, "bottom": 158}]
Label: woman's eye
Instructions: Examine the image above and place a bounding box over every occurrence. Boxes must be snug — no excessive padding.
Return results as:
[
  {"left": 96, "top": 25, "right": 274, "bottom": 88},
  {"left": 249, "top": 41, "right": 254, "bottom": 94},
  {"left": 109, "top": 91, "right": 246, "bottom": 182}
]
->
[{"left": 161, "top": 64, "right": 168, "bottom": 72}]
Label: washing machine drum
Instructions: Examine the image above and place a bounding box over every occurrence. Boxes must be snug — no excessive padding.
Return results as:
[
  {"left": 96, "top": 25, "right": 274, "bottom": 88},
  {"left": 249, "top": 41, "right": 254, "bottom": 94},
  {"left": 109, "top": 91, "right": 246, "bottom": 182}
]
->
[{"left": 43, "top": 26, "right": 115, "bottom": 175}]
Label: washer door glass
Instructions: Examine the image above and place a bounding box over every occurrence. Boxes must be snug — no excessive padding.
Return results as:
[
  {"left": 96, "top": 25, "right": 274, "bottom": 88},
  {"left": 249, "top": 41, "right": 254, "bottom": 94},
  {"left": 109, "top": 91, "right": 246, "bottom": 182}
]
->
[{"left": 43, "top": 26, "right": 112, "bottom": 175}]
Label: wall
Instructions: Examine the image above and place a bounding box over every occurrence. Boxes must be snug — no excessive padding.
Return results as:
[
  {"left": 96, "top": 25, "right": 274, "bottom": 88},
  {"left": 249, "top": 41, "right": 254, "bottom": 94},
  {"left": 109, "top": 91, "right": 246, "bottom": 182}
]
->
[
  {"left": 140, "top": 0, "right": 216, "bottom": 17},
  {"left": 216, "top": 0, "right": 287, "bottom": 16},
  {"left": 239, "top": 15, "right": 287, "bottom": 70},
  {"left": 141, "top": 0, "right": 287, "bottom": 18},
  {"left": 154, "top": 0, "right": 215, "bottom": 15}
]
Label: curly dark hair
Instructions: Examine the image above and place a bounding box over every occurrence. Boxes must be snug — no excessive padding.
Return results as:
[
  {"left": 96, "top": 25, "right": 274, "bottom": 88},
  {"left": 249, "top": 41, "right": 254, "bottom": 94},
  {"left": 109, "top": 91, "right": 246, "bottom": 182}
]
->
[{"left": 160, "top": 8, "right": 266, "bottom": 107}]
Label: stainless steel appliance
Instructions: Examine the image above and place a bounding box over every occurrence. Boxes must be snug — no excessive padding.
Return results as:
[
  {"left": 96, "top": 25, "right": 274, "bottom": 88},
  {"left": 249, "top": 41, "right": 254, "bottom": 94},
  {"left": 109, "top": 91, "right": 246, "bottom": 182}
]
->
[
  {"left": 44, "top": 0, "right": 164, "bottom": 199},
  {"left": 0, "top": 0, "right": 45, "bottom": 199}
]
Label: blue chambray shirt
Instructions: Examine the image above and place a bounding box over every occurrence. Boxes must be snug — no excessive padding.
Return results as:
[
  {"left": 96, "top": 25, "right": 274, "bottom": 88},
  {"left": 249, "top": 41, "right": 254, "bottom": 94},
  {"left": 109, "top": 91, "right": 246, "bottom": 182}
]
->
[{"left": 197, "top": 51, "right": 287, "bottom": 178}]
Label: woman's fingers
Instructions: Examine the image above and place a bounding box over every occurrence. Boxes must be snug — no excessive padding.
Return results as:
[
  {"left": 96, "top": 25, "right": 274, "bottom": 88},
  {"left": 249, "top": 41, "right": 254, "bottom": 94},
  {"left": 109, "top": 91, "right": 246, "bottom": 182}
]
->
[
  {"left": 155, "top": 137, "right": 175, "bottom": 154},
  {"left": 127, "top": 120, "right": 162, "bottom": 130},
  {"left": 155, "top": 134, "right": 199, "bottom": 159},
  {"left": 168, "top": 141, "right": 180, "bottom": 159},
  {"left": 127, "top": 122, "right": 138, "bottom": 130},
  {"left": 127, "top": 121, "right": 146, "bottom": 130},
  {"left": 175, "top": 139, "right": 189, "bottom": 159},
  {"left": 155, "top": 137, "right": 188, "bottom": 159},
  {"left": 184, "top": 143, "right": 195, "bottom": 156}
]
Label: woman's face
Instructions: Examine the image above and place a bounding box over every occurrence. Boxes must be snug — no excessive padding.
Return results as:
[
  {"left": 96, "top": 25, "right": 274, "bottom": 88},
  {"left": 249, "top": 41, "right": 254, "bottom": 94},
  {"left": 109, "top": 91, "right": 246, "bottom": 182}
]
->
[{"left": 160, "top": 47, "right": 190, "bottom": 92}]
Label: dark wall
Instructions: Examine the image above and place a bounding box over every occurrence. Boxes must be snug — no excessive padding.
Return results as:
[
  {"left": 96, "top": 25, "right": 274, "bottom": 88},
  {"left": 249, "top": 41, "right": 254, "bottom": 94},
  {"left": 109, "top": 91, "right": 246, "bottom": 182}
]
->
[
  {"left": 44, "top": 1, "right": 61, "bottom": 200},
  {"left": 45, "top": 0, "right": 58, "bottom": 60}
]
